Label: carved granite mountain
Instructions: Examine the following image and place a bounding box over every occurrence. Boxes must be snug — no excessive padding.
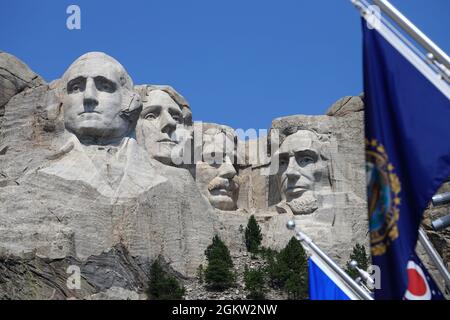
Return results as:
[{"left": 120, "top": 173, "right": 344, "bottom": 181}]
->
[
  {"left": 0, "top": 52, "right": 217, "bottom": 299},
  {"left": 1, "top": 51, "right": 445, "bottom": 300}
]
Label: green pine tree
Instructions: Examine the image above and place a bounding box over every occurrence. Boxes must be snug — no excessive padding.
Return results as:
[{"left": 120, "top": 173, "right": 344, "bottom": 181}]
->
[
  {"left": 147, "top": 259, "right": 185, "bottom": 300},
  {"left": 264, "top": 237, "right": 308, "bottom": 299},
  {"left": 277, "top": 237, "right": 308, "bottom": 299},
  {"left": 245, "top": 215, "right": 263, "bottom": 255},
  {"left": 204, "top": 235, "right": 235, "bottom": 290},
  {"left": 205, "top": 235, "right": 233, "bottom": 268},
  {"left": 244, "top": 265, "right": 266, "bottom": 299},
  {"left": 345, "top": 243, "right": 369, "bottom": 280}
]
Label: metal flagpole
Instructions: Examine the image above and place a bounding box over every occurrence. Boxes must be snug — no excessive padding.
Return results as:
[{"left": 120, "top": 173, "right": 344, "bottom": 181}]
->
[
  {"left": 286, "top": 220, "right": 374, "bottom": 300},
  {"left": 418, "top": 228, "right": 450, "bottom": 290},
  {"left": 372, "top": 0, "right": 450, "bottom": 70},
  {"left": 351, "top": 0, "right": 450, "bottom": 82}
]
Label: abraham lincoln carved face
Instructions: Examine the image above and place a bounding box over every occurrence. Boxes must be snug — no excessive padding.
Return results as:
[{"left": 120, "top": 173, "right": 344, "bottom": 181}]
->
[{"left": 276, "top": 130, "right": 329, "bottom": 215}]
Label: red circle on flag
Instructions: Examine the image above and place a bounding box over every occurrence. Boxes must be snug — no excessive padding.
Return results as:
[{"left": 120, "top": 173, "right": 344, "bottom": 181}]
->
[
  {"left": 407, "top": 268, "right": 427, "bottom": 296},
  {"left": 404, "top": 260, "right": 431, "bottom": 300}
]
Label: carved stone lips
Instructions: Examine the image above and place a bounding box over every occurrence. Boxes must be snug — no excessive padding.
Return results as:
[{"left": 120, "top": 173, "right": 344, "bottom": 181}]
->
[
  {"left": 157, "top": 138, "right": 177, "bottom": 144},
  {"left": 285, "top": 186, "right": 308, "bottom": 195},
  {"left": 211, "top": 187, "right": 232, "bottom": 196},
  {"left": 209, "top": 179, "right": 233, "bottom": 195},
  {"left": 78, "top": 111, "right": 101, "bottom": 115}
]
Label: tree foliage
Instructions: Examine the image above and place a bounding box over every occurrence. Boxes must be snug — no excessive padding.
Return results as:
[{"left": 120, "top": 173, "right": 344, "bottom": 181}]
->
[
  {"left": 245, "top": 215, "right": 263, "bottom": 255},
  {"left": 244, "top": 265, "right": 266, "bottom": 299},
  {"left": 204, "top": 235, "right": 235, "bottom": 290},
  {"left": 147, "top": 259, "right": 185, "bottom": 300},
  {"left": 264, "top": 237, "right": 308, "bottom": 299},
  {"left": 345, "top": 243, "right": 370, "bottom": 280}
]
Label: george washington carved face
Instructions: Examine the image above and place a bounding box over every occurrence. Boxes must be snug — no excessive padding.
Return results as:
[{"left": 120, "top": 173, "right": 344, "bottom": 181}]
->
[{"left": 61, "top": 52, "right": 140, "bottom": 143}]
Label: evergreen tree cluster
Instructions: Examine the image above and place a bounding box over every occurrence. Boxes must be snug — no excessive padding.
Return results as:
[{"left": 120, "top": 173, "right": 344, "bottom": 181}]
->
[
  {"left": 264, "top": 237, "right": 308, "bottom": 299},
  {"left": 345, "top": 243, "right": 370, "bottom": 280},
  {"left": 203, "top": 216, "right": 309, "bottom": 300},
  {"left": 204, "top": 235, "right": 235, "bottom": 290},
  {"left": 147, "top": 259, "right": 185, "bottom": 300},
  {"left": 243, "top": 265, "right": 266, "bottom": 299}
]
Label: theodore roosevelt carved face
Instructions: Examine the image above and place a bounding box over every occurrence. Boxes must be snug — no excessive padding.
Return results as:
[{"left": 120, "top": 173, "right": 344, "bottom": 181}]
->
[{"left": 195, "top": 127, "right": 239, "bottom": 211}]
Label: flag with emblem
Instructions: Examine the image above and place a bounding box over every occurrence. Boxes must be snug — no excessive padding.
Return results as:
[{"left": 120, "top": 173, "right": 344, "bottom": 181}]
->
[{"left": 362, "top": 11, "right": 450, "bottom": 299}]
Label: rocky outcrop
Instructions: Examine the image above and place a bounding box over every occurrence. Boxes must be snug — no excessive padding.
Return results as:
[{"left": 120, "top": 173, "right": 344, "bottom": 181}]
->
[
  {"left": 326, "top": 94, "right": 364, "bottom": 117},
  {"left": 0, "top": 52, "right": 44, "bottom": 131}
]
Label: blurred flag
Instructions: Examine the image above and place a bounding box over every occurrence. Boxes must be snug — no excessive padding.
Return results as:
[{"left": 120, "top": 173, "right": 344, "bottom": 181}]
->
[
  {"left": 308, "top": 254, "right": 360, "bottom": 300},
  {"left": 362, "top": 12, "right": 450, "bottom": 300}
]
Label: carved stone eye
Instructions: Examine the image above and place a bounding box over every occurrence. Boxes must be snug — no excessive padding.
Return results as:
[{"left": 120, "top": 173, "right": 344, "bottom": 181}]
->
[
  {"left": 298, "top": 156, "right": 314, "bottom": 166},
  {"left": 101, "top": 83, "right": 111, "bottom": 91},
  {"left": 145, "top": 113, "right": 157, "bottom": 120},
  {"left": 67, "top": 77, "right": 86, "bottom": 94},
  {"left": 94, "top": 76, "right": 116, "bottom": 93}
]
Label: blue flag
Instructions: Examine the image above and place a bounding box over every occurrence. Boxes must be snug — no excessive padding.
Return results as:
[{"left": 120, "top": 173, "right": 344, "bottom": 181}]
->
[
  {"left": 308, "top": 255, "right": 358, "bottom": 300},
  {"left": 362, "top": 18, "right": 450, "bottom": 300}
]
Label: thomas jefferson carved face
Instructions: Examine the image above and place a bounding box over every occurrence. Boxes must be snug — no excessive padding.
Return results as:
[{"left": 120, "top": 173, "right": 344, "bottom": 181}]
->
[
  {"left": 137, "top": 89, "right": 187, "bottom": 165},
  {"left": 276, "top": 130, "right": 328, "bottom": 215},
  {"left": 196, "top": 128, "right": 239, "bottom": 211},
  {"left": 61, "top": 52, "right": 138, "bottom": 142}
]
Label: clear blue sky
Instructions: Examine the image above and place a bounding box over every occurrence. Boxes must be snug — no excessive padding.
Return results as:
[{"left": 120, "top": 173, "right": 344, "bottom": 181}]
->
[{"left": 1, "top": 0, "right": 449, "bottom": 131}]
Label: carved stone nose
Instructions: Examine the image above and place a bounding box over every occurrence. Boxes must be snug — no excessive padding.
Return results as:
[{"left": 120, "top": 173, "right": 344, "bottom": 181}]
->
[
  {"left": 160, "top": 111, "right": 177, "bottom": 135},
  {"left": 83, "top": 98, "right": 99, "bottom": 110},
  {"left": 83, "top": 78, "right": 99, "bottom": 110},
  {"left": 285, "top": 157, "right": 301, "bottom": 179},
  {"left": 219, "top": 161, "right": 236, "bottom": 179},
  {"left": 285, "top": 167, "right": 301, "bottom": 180}
]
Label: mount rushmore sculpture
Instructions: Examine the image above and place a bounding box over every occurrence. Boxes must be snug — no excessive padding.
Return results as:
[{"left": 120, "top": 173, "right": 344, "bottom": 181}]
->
[{"left": 0, "top": 51, "right": 370, "bottom": 299}]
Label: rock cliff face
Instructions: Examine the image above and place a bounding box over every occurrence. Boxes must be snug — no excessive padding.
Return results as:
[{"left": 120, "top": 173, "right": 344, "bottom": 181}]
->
[
  {"left": 0, "top": 52, "right": 446, "bottom": 300},
  {"left": 0, "top": 53, "right": 218, "bottom": 299}
]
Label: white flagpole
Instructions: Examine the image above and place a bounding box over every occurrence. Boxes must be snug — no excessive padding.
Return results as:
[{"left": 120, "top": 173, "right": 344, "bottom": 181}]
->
[
  {"left": 372, "top": 0, "right": 450, "bottom": 70},
  {"left": 286, "top": 220, "right": 374, "bottom": 300},
  {"left": 351, "top": 0, "right": 450, "bottom": 91},
  {"left": 418, "top": 228, "right": 450, "bottom": 289}
]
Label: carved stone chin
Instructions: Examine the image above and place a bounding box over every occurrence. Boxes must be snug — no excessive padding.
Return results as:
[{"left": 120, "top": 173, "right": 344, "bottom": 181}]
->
[{"left": 284, "top": 191, "right": 319, "bottom": 215}]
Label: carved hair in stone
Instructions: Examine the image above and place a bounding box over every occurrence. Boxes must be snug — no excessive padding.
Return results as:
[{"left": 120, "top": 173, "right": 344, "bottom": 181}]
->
[
  {"left": 60, "top": 52, "right": 141, "bottom": 144},
  {"left": 195, "top": 124, "right": 239, "bottom": 211},
  {"left": 274, "top": 129, "right": 330, "bottom": 215},
  {"left": 135, "top": 85, "right": 193, "bottom": 166}
]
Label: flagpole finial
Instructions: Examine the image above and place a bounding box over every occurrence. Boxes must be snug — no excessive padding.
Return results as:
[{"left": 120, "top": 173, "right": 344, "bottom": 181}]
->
[{"left": 286, "top": 220, "right": 296, "bottom": 230}]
